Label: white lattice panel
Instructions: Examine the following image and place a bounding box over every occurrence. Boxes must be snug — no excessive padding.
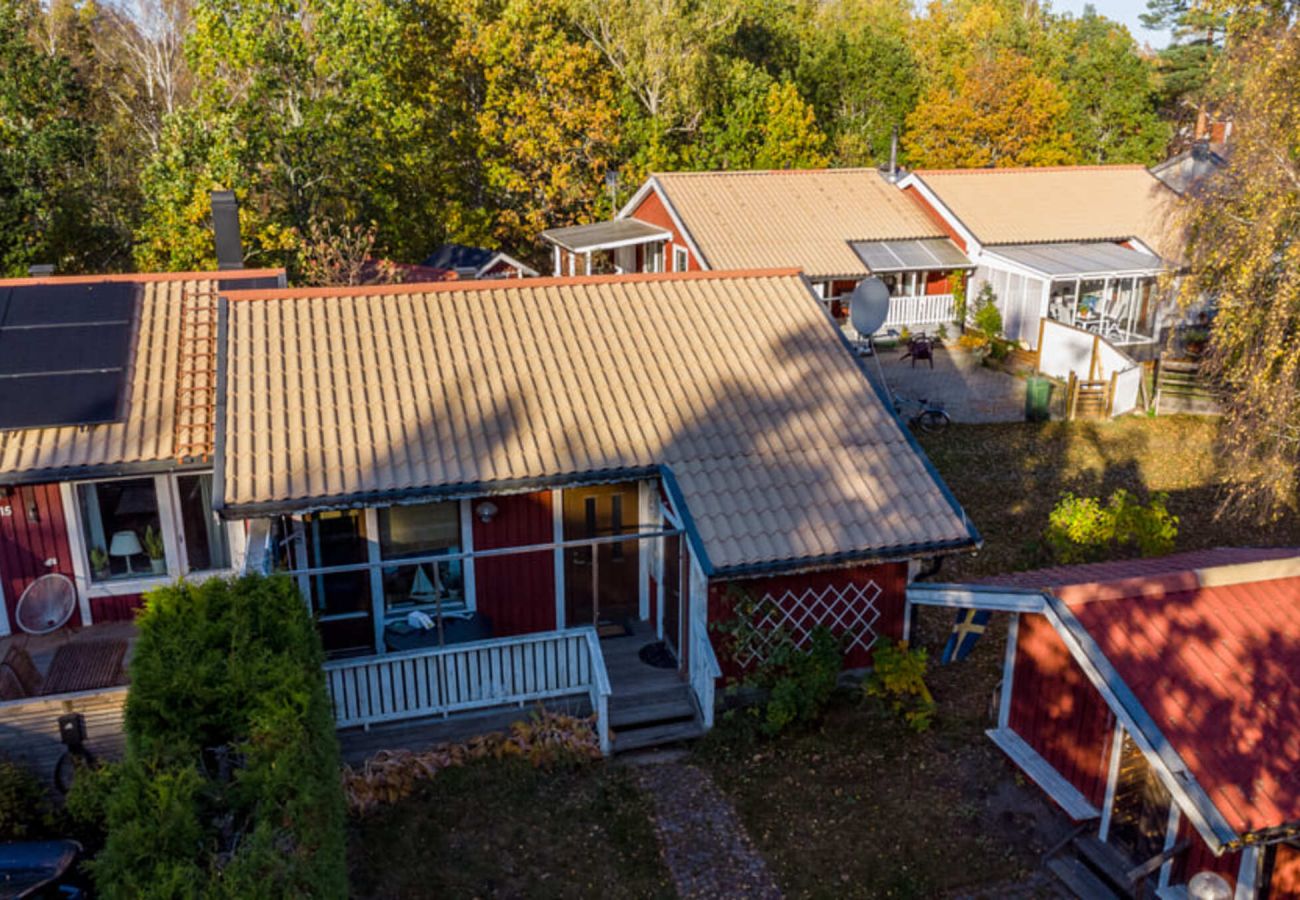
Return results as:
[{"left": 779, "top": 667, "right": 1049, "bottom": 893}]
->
[{"left": 736, "top": 580, "right": 882, "bottom": 667}]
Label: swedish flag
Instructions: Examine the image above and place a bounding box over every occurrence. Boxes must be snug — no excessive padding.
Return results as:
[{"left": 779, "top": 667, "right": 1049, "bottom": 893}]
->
[{"left": 940, "top": 608, "right": 991, "bottom": 664}]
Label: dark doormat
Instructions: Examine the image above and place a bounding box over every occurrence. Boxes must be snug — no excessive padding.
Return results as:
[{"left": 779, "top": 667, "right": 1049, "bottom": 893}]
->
[
  {"left": 638, "top": 641, "right": 678, "bottom": 669},
  {"left": 597, "top": 620, "right": 632, "bottom": 638}
]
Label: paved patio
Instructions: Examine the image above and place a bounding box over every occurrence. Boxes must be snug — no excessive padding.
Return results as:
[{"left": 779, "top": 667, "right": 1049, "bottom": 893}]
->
[{"left": 863, "top": 344, "right": 1030, "bottom": 424}]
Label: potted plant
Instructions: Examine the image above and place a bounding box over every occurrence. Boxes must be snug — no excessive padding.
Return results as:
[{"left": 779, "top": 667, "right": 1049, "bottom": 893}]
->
[
  {"left": 90, "top": 546, "right": 110, "bottom": 580},
  {"left": 142, "top": 526, "right": 166, "bottom": 575},
  {"left": 1182, "top": 327, "right": 1210, "bottom": 357}
]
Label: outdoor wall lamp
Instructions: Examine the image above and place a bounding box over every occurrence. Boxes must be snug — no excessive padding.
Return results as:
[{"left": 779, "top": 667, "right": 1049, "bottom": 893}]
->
[{"left": 475, "top": 501, "right": 499, "bottom": 524}]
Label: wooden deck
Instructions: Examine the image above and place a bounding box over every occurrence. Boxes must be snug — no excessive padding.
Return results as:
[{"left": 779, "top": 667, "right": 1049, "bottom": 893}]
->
[{"left": 336, "top": 621, "right": 704, "bottom": 764}]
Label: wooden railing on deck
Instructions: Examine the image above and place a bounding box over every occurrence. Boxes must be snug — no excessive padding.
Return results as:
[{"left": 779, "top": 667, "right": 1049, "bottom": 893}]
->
[
  {"left": 323, "top": 627, "right": 612, "bottom": 753},
  {"left": 690, "top": 628, "right": 722, "bottom": 729}
]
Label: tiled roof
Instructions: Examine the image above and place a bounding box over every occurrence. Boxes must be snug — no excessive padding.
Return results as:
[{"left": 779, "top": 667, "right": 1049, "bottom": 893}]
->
[
  {"left": 914, "top": 166, "right": 1182, "bottom": 260},
  {"left": 0, "top": 270, "right": 284, "bottom": 482},
  {"left": 218, "top": 270, "right": 977, "bottom": 573},
  {"left": 651, "top": 169, "right": 947, "bottom": 279},
  {"left": 990, "top": 548, "right": 1300, "bottom": 836}
]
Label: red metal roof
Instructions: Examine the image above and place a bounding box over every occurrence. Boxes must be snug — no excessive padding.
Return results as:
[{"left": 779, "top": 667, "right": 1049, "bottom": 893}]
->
[
  {"left": 991, "top": 548, "right": 1300, "bottom": 836},
  {"left": 979, "top": 547, "right": 1298, "bottom": 591}
]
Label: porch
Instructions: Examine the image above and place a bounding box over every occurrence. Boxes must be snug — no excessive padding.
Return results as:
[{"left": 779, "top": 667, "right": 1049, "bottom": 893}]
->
[
  {"left": 329, "top": 619, "right": 711, "bottom": 762},
  {"left": 540, "top": 219, "right": 673, "bottom": 276}
]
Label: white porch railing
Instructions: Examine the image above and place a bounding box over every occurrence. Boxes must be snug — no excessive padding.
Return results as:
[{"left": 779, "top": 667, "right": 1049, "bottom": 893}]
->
[
  {"left": 839, "top": 293, "right": 956, "bottom": 339},
  {"left": 690, "top": 627, "right": 722, "bottom": 729},
  {"left": 882, "top": 293, "right": 955, "bottom": 331},
  {"left": 323, "top": 627, "right": 613, "bottom": 754}
]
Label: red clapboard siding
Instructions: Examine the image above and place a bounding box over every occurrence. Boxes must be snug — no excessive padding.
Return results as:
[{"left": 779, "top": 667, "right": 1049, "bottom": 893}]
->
[
  {"left": 925, "top": 271, "right": 952, "bottom": 295},
  {"left": 471, "top": 492, "right": 555, "bottom": 636},
  {"left": 1010, "top": 613, "right": 1115, "bottom": 811},
  {"left": 89, "top": 594, "right": 145, "bottom": 623},
  {"left": 629, "top": 189, "right": 701, "bottom": 271},
  {"left": 0, "top": 483, "right": 81, "bottom": 630},
  {"left": 708, "top": 562, "right": 907, "bottom": 674}
]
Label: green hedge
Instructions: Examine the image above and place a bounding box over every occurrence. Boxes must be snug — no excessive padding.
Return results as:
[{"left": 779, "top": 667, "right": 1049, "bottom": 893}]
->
[{"left": 91, "top": 574, "right": 346, "bottom": 898}]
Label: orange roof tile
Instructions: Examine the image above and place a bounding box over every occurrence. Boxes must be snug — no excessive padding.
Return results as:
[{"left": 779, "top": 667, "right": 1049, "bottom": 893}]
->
[
  {"left": 651, "top": 169, "right": 947, "bottom": 278},
  {"left": 0, "top": 269, "right": 284, "bottom": 481},
  {"left": 913, "top": 166, "right": 1182, "bottom": 259},
  {"left": 218, "top": 270, "right": 977, "bottom": 571}
]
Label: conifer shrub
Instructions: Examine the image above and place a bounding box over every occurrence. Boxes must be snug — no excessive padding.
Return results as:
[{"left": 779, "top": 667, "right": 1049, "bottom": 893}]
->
[{"left": 90, "top": 574, "right": 346, "bottom": 898}]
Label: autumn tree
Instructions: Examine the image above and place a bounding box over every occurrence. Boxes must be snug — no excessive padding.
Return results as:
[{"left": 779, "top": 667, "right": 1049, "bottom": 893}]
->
[
  {"left": 903, "top": 49, "right": 1076, "bottom": 168},
  {"left": 1174, "top": 14, "right": 1300, "bottom": 515},
  {"left": 455, "top": 0, "right": 622, "bottom": 253}
]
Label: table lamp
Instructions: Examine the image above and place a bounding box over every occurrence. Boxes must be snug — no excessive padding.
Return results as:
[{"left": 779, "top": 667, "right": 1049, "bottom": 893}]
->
[{"left": 109, "top": 530, "right": 143, "bottom": 575}]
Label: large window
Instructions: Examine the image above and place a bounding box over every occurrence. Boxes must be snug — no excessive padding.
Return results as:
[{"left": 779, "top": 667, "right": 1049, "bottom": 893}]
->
[
  {"left": 378, "top": 502, "right": 464, "bottom": 615},
  {"left": 78, "top": 478, "right": 163, "bottom": 581}
]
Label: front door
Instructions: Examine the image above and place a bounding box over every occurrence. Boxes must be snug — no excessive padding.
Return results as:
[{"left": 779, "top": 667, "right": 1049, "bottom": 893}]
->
[
  {"left": 563, "top": 483, "right": 639, "bottom": 628},
  {"left": 1107, "top": 732, "right": 1173, "bottom": 866}
]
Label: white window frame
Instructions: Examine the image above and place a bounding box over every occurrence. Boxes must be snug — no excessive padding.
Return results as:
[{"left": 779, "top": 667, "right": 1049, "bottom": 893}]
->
[
  {"left": 645, "top": 241, "right": 665, "bottom": 273},
  {"left": 63, "top": 471, "right": 246, "bottom": 622},
  {"left": 672, "top": 245, "right": 689, "bottom": 272}
]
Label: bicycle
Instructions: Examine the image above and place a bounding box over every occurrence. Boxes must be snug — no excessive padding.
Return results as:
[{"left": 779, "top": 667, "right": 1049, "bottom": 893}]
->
[{"left": 892, "top": 392, "right": 951, "bottom": 434}]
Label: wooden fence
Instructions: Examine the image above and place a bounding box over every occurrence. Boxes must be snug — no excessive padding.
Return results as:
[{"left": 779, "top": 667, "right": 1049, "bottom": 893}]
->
[
  {"left": 322, "top": 627, "right": 612, "bottom": 753},
  {"left": 0, "top": 686, "right": 128, "bottom": 783}
]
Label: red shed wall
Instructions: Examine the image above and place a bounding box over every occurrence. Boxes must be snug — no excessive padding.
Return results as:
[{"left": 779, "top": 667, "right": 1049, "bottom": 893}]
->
[
  {"left": 471, "top": 491, "right": 556, "bottom": 636},
  {"left": 628, "top": 188, "right": 702, "bottom": 271},
  {"left": 1271, "top": 843, "right": 1300, "bottom": 898},
  {"left": 1010, "top": 612, "right": 1116, "bottom": 811},
  {"left": 707, "top": 561, "right": 908, "bottom": 674},
  {"left": 0, "top": 483, "right": 82, "bottom": 630}
]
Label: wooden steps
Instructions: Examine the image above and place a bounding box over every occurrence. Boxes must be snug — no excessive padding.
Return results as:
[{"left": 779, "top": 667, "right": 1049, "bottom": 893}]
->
[
  {"left": 612, "top": 718, "right": 707, "bottom": 753},
  {"left": 600, "top": 627, "right": 705, "bottom": 753},
  {"left": 1046, "top": 856, "right": 1123, "bottom": 900}
]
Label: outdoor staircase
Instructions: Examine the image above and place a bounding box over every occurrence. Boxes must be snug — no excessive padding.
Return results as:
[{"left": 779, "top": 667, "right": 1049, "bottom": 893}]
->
[
  {"left": 609, "top": 681, "right": 704, "bottom": 752},
  {"left": 1066, "top": 373, "right": 1111, "bottom": 420},
  {"left": 1045, "top": 832, "right": 1154, "bottom": 900},
  {"left": 601, "top": 625, "right": 706, "bottom": 753}
]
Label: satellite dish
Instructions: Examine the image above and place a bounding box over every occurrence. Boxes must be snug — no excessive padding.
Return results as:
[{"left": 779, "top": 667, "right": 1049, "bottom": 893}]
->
[
  {"left": 848, "top": 277, "right": 891, "bottom": 337},
  {"left": 15, "top": 574, "right": 77, "bottom": 635}
]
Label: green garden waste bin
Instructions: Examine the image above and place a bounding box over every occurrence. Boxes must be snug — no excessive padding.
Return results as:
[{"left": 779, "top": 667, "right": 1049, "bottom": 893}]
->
[{"left": 1025, "top": 376, "right": 1052, "bottom": 422}]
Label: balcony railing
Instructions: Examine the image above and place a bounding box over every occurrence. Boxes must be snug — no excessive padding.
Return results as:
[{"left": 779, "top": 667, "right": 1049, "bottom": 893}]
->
[
  {"left": 838, "top": 293, "right": 956, "bottom": 339},
  {"left": 323, "top": 626, "right": 613, "bottom": 753}
]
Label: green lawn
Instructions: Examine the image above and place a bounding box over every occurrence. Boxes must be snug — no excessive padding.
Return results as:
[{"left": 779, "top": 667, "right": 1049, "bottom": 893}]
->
[
  {"left": 348, "top": 758, "right": 673, "bottom": 899},
  {"left": 917, "top": 416, "right": 1300, "bottom": 580}
]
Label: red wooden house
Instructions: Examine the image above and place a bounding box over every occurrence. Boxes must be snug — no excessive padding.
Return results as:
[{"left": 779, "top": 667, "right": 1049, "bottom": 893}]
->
[
  {"left": 910, "top": 549, "right": 1300, "bottom": 898},
  {"left": 539, "top": 169, "right": 973, "bottom": 337},
  {"left": 0, "top": 269, "right": 284, "bottom": 642},
  {"left": 216, "top": 269, "right": 979, "bottom": 752}
]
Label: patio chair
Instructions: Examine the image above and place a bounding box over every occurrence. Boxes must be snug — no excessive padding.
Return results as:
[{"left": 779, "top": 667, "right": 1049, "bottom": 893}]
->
[
  {"left": 901, "top": 334, "right": 934, "bottom": 368},
  {"left": 0, "top": 645, "right": 43, "bottom": 700}
]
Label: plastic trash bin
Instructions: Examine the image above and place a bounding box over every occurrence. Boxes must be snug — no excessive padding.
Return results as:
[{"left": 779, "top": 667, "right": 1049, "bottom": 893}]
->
[{"left": 1025, "top": 376, "right": 1052, "bottom": 422}]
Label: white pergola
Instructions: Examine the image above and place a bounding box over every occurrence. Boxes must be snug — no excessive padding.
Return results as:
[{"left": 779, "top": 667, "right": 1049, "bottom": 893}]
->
[{"left": 540, "top": 220, "right": 673, "bottom": 276}]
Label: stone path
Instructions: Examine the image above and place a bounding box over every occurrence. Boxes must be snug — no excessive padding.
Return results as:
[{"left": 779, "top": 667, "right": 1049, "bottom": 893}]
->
[
  {"left": 864, "top": 344, "right": 1029, "bottom": 424},
  {"left": 633, "top": 759, "right": 782, "bottom": 899}
]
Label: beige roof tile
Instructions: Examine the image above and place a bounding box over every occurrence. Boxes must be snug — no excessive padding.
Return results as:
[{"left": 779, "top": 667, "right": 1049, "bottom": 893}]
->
[
  {"left": 652, "top": 169, "right": 946, "bottom": 279},
  {"left": 219, "top": 270, "right": 976, "bottom": 572},
  {"left": 914, "top": 166, "right": 1182, "bottom": 259},
  {"left": 0, "top": 270, "right": 283, "bottom": 481}
]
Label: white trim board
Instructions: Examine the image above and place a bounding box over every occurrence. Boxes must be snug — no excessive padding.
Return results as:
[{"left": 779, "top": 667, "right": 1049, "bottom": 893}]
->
[
  {"left": 906, "top": 583, "right": 1047, "bottom": 613},
  {"left": 986, "top": 726, "right": 1100, "bottom": 821}
]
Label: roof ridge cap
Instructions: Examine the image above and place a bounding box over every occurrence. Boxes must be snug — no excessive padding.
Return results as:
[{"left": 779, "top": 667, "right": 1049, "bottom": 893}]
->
[{"left": 916, "top": 165, "right": 1150, "bottom": 176}]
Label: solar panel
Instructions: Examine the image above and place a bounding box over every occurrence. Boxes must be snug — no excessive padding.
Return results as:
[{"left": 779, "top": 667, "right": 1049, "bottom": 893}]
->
[{"left": 0, "top": 281, "right": 139, "bottom": 431}]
